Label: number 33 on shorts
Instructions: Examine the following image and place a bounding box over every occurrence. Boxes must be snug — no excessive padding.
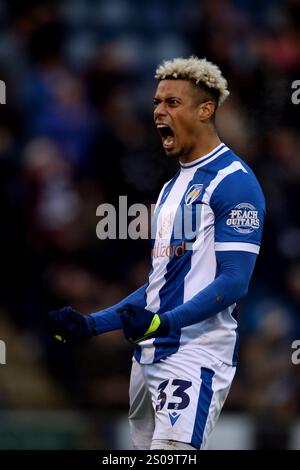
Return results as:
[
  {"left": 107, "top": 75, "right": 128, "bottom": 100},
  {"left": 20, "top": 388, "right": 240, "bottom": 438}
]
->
[
  {"left": 156, "top": 379, "right": 192, "bottom": 423},
  {"left": 155, "top": 378, "right": 193, "bottom": 433}
]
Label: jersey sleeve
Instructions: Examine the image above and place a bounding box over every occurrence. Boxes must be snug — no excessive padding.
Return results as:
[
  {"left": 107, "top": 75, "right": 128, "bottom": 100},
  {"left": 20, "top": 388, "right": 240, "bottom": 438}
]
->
[
  {"left": 90, "top": 283, "right": 147, "bottom": 334},
  {"left": 209, "top": 167, "right": 266, "bottom": 254}
]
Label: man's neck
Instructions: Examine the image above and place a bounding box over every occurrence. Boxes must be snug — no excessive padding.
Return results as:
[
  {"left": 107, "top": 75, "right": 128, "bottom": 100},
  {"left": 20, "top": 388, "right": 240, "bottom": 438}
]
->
[{"left": 179, "top": 134, "right": 221, "bottom": 164}]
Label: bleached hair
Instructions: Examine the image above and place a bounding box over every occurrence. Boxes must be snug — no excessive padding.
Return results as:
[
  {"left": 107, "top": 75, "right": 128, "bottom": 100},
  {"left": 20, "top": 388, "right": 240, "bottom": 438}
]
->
[{"left": 155, "top": 56, "right": 229, "bottom": 106}]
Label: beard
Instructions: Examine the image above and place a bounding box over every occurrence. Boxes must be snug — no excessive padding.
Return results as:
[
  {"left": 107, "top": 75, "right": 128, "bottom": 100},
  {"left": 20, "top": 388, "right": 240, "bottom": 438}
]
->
[
  {"left": 163, "top": 144, "right": 190, "bottom": 160},
  {"left": 164, "top": 149, "right": 181, "bottom": 159}
]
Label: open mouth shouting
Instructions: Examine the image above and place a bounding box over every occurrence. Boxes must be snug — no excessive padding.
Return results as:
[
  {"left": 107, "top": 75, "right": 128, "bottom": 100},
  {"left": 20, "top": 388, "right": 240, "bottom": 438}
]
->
[{"left": 156, "top": 123, "right": 175, "bottom": 150}]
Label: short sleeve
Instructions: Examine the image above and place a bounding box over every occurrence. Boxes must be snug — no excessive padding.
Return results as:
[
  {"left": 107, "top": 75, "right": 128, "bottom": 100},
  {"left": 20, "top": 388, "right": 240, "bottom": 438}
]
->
[{"left": 209, "top": 168, "right": 266, "bottom": 254}]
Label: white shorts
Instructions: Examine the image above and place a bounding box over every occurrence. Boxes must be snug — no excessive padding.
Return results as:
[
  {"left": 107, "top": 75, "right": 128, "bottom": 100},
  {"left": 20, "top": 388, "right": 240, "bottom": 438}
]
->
[{"left": 129, "top": 347, "right": 236, "bottom": 450}]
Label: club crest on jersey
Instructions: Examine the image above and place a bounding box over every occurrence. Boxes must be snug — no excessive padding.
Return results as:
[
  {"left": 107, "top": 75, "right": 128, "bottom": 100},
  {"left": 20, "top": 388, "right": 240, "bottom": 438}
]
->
[
  {"left": 226, "top": 202, "right": 260, "bottom": 234},
  {"left": 185, "top": 184, "right": 203, "bottom": 206}
]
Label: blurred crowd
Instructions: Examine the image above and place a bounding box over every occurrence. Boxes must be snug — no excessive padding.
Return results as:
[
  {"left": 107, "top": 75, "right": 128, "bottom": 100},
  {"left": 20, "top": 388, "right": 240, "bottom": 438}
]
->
[{"left": 0, "top": 0, "right": 300, "bottom": 449}]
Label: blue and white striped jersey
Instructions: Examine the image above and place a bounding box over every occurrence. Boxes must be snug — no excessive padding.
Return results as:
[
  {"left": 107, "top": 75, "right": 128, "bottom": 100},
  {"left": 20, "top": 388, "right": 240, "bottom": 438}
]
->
[{"left": 134, "top": 143, "right": 265, "bottom": 366}]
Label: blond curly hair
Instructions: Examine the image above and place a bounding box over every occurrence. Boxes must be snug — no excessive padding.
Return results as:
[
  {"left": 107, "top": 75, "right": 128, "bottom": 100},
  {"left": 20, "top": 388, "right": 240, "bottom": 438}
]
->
[{"left": 155, "top": 56, "right": 229, "bottom": 106}]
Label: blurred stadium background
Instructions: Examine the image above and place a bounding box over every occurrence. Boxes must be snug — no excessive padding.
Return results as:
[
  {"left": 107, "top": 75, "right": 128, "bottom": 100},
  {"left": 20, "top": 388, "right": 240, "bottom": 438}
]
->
[{"left": 0, "top": 0, "right": 300, "bottom": 450}]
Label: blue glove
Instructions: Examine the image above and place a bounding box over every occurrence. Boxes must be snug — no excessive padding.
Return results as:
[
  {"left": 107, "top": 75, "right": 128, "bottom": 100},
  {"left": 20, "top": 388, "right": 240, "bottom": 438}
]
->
[
  {"left": 48, "top": 306, "right": 96, "bottom": 344},
  {"left": 117, "top": 303, "right": 169, "bottom": 344}
]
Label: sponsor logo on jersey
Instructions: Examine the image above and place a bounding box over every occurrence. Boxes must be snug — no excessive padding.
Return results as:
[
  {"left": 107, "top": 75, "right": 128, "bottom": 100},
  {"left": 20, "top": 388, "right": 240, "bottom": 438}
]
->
[
  {"left": 152, "top": 241, "right": 186, "bottom": 258},
  {"left": 185, "top": 184, "right": 203, "bottom": 206},
  {"left": 226, "top": 202, "right": 260, "bottom": 234}
]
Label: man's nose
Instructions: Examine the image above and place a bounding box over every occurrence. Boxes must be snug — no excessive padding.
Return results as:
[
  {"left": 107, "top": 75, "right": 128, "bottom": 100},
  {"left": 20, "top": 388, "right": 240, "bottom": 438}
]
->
[{"left": 154, "top": 103, "right": 167, "bottom": 118}]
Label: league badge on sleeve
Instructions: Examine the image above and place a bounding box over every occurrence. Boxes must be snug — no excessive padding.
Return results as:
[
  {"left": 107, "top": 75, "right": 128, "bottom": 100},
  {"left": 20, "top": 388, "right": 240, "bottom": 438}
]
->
[{"left": 226, "top": 202, "right": 260, "bottom": 234}]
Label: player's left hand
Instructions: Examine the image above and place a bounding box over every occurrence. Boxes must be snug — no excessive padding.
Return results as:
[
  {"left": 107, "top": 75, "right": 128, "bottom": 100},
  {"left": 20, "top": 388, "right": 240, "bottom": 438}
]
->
[
  {"left": 117, "top": 303, "right": 169, "bottom": 344},
  {"left": 48, "top": 306, "right": 95, "bottom": 344}
]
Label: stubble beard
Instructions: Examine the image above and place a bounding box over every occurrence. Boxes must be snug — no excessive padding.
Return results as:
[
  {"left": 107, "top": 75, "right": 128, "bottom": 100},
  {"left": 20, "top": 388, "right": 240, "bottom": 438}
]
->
[
  {"left": 164, "top": 144, "right": 192, "bottom": 161},
  {"left": 163, "top": 146, "right": 185, "bottom": 160}
]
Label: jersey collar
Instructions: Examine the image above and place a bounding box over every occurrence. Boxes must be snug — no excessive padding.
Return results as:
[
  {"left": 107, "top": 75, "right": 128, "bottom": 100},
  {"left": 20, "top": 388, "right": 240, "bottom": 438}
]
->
[{"left": 179, "top": 143, "right": 229, "bottom": 171}]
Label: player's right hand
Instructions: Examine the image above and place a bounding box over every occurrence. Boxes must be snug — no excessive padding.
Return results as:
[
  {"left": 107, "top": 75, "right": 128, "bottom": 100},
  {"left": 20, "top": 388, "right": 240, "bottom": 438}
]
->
[
  {"left": 48, "top": 306, "right": 96, "bottom": 344},
  {"left": 117, "top": 303, "right": 169, "bottom": 344}
]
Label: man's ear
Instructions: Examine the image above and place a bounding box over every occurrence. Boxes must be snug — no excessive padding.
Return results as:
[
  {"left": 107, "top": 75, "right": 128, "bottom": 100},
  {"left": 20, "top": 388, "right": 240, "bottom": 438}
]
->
[{"left": 198, "top": 101, "right": 216, "bottom": 121}]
